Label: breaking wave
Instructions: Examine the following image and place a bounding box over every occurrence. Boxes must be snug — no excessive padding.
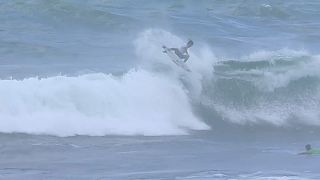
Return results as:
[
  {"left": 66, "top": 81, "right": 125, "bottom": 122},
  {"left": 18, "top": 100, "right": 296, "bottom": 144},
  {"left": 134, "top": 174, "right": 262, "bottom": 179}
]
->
[
  {"left": 0, "top": 29, "right": 214, "bottom": 136},
  {"left": 1, "top": 28, "right": 320, "bottom": 136},
  {"left": 206, "top": 49, "right": 320, "bottom": 126},
  {"left": 0, "top": 70, "right": 209, "bottom": 136}
]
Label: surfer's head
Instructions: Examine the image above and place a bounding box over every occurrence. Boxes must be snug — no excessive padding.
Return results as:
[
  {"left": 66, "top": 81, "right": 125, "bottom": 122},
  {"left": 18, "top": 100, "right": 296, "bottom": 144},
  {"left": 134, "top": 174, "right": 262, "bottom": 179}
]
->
[
  {"left": 305, "top": 144, "right": 312, "bottom": 151},
  {"left": 186, "top": 40, "right": 193, "bottom": 48}
]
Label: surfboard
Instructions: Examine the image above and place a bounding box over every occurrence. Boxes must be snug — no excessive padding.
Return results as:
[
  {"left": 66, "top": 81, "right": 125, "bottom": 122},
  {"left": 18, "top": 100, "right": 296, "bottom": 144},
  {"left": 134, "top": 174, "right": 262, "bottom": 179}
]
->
[
  {"left": 162, "top": 46, "right": 191, "bottom": 72},
  {"left": 301, "top": 149, "right": 320, "bottom": 155}
]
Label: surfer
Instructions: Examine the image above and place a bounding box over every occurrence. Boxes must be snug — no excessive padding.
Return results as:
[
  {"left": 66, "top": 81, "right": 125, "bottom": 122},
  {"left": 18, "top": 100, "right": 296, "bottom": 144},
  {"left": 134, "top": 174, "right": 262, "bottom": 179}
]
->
[
  {"left": 162, "top": 40, "right": 193, "bottom": 63},
  {"left": 299, "top": 144, "right": 320, "bottom": 155}
]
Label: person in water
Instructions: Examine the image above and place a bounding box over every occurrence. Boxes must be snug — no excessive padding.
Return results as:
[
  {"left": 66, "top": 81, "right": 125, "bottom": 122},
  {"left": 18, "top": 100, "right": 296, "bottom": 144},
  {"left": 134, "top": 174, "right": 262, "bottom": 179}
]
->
[
  {"left": 299, "top": 144, "right": 320, "bottom": 155},
  {"left": 163, "top": 40, "right": 194, "bottom": 63}
]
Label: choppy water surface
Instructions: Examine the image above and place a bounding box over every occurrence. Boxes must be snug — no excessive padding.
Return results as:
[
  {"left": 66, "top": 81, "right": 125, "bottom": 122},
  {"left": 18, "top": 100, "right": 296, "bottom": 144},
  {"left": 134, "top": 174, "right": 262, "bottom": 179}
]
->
[{"left": 0, "top": 0, "right": 320, "bottom": 179}]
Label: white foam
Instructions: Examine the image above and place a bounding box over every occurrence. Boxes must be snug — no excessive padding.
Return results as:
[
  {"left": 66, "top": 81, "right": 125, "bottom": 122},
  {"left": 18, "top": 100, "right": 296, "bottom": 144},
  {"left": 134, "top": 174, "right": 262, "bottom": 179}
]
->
[
  {"left": 244, "top": 49, "right": 308, "bottom": 62},
  {"left": 0, "top": 70, "right": 209, "bottom": 136}
]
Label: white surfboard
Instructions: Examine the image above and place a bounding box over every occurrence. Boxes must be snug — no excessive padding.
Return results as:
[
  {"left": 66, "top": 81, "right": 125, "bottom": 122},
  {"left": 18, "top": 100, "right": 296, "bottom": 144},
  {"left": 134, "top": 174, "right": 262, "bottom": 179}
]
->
[{"left": 162, "top": 46, "right": 191, "bottom": 72}]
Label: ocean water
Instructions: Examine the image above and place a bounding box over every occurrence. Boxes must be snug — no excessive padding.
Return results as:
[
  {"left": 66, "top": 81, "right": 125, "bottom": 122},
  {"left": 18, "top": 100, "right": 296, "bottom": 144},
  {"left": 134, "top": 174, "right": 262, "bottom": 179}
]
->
[{"left": 1, "top": 0, "right": 320, "bottom": 179}]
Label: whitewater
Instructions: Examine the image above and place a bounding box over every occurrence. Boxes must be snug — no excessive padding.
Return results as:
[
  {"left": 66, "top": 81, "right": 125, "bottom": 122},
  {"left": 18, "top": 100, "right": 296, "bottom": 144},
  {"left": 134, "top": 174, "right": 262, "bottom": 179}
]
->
[{"left": 0, "top": 0, "right": 320, "bottom": 179}]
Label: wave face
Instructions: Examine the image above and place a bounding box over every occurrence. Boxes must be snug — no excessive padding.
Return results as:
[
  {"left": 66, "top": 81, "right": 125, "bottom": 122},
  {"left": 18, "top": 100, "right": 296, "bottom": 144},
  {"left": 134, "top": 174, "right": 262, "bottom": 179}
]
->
[
  {"left": 206, "top": 50, "right": 320, "bottom": 126},
  {"left": 1, "top": 0, "right": 320, "bottom": 136}
]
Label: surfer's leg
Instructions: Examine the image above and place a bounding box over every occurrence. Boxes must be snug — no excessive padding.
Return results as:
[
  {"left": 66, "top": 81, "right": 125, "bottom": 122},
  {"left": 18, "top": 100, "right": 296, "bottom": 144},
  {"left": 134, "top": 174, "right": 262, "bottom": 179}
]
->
[{"left": 183, "top": 54, "right": 190, "bottom": 62}]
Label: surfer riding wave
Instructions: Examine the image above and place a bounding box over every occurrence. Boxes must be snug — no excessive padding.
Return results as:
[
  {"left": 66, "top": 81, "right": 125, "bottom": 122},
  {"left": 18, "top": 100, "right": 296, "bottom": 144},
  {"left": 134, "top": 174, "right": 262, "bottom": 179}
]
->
[{"left": 162, "top": 40, "right": 193, "bottom": 63}]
